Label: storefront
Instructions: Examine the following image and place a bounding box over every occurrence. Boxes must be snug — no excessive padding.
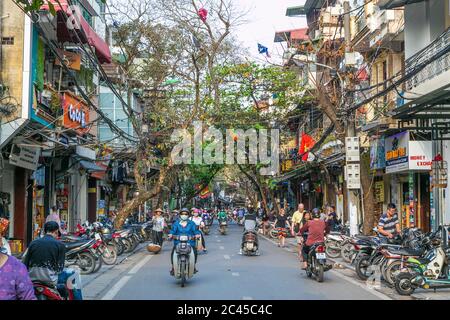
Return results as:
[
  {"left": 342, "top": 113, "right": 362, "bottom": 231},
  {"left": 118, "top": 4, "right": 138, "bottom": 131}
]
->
[{"left": 385, "top": 131, "right": 433, "bottom": 231}]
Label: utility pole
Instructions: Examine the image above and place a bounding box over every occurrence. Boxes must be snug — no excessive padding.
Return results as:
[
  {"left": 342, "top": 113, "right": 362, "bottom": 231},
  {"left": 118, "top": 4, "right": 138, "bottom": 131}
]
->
[{"left": 343, "top": 0, "right": 360, "bottom": 236}]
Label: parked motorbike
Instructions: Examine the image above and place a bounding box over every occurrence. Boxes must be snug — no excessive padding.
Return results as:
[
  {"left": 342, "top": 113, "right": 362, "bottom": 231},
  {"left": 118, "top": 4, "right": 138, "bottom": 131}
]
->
[
  {"left": 171, "top": 235, "right": 196, "bottom": 287},
  {"left": 63, "top": 239, "right": 97, "bottom": 274},
  {"left": 305, "top": 242, "right": 332, "bottom": 282},
  {"left": 241, "top": 220, "right": 259, "bottom": 256},
  {"left": 394, "top": 226, "right": 450, "bottom": 295}
]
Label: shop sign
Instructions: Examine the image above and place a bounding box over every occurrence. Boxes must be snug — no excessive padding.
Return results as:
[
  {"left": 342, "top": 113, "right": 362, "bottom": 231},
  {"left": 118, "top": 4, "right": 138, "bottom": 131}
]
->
[
  {"left": 9, "top": 139, "right": 41, "bottom": 171},
  {"left": 374, "top": 181, "right": 384, "bottom": 203},
  {"left": 63, "top": 92, "right": 89, "bottom": 135},
  {"left": 385, "top": 132, "right": 432, "bottom": 173}
]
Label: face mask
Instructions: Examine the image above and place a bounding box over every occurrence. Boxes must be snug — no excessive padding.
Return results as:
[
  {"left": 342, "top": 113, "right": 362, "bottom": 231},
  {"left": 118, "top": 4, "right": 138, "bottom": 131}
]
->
[{"left": 180, "top": 215, "right": 188, "bottom": 221}]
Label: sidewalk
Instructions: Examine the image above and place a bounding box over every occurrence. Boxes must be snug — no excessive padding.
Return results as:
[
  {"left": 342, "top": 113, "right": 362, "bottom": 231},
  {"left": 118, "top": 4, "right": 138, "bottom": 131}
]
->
[{"left": 261, "top": 234, "right": 450, "bottom": 300}]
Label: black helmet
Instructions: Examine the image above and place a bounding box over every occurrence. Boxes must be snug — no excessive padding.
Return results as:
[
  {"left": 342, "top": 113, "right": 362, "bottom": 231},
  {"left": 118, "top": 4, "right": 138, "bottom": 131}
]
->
[
  {"left": 312, "top": 208, "right": 321, "bottom": 219},
  {"left": 180, "top": 208, "right": 189, "bottom": 214},
  {"left": 44, "top": 221, "right": 59, "bottom": 233}
]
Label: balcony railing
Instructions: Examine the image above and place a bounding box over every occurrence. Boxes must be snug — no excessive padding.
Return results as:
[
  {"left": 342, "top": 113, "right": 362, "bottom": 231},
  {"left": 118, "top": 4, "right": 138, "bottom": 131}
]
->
[{"left": 405, "top": 27, "right": 450, "bottom": 91}]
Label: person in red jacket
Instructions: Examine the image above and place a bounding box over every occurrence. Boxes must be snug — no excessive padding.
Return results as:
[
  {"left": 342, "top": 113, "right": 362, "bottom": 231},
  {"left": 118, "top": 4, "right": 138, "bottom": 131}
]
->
[{"left": 297, "top": 208, "right": 330, "bottom": 269}]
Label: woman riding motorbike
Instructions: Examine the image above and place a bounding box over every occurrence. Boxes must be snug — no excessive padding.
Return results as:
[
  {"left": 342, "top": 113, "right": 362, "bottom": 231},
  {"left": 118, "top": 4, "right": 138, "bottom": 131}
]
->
[
  {"left": 297, "top": 208, "right": 330, "bottom": 269},
  {"left": 168, "top": 208, "right": 201, "bottom": 275}
]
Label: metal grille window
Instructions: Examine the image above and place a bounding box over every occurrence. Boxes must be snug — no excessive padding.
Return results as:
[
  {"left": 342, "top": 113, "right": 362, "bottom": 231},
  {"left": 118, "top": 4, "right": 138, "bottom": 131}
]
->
[{"left": 1, "top": 37, "right": 14, "bottom": 45}]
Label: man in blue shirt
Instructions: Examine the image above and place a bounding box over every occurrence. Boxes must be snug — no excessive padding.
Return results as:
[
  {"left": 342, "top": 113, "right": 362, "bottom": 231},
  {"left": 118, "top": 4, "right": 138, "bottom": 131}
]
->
[{"left": 168, "top": 208, "right": 201, "bottom": 275}]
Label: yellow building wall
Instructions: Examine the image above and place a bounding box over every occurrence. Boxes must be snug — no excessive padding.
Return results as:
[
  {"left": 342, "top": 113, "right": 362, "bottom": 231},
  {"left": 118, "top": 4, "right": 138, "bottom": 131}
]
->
[{"left": 1, "top": 1, "right": 25, "bottom": 121}]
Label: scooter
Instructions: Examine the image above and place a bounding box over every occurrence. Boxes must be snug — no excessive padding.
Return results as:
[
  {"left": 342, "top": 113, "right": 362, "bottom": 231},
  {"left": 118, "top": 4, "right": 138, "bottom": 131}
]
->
[
  {"left": 305, "top": 242, "right": 332, "bottom": 283},
  {"left": 394, "top": 226, "right": 450, "bottom": 295},
  {"left": 219, "top": 219, "right": 228, "bottom": 235},
  {"left": 171, "top": 235, "right": 196, "bottom": 287},
  {"left": 33, "top": 268, "right": 83, "bottom": 300},
  {"left": 241, "top": 220, "right": 259, "bottom": 256}
]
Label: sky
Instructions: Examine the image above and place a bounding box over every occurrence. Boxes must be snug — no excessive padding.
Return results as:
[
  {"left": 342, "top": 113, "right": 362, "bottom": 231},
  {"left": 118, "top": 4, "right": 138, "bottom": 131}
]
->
[{"left": 231, "top": 0, "right": 308, "bottom": 64}]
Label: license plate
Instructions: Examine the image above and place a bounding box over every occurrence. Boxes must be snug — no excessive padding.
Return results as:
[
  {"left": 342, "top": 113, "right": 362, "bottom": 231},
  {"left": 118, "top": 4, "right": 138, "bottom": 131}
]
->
[
  {"left": 95, "top": 234, "right": 101, "bottom": 241},
  {"left": 316, "top": 253, "right": 326, "bottom": 260}
]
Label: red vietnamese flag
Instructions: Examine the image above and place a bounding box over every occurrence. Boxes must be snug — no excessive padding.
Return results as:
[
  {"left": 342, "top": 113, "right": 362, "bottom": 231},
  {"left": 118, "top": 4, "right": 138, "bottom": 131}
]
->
[{"left": 298, "top": 132, "right": 316, "bottom": 161}]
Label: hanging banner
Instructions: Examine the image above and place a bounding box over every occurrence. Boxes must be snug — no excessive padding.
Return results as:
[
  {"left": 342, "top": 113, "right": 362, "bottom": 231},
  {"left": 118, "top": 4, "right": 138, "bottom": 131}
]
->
[{"left": 370, "top": 136, "right": 385, "bottom": 170}]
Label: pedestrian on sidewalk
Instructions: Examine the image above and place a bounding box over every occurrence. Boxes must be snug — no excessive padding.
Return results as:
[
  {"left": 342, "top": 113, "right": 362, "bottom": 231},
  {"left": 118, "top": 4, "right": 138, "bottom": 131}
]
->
[
  {"left": 0, "top": 237, "right": 36, "bottom": 300},
  {"left": 298, "top": 212, "right": 311, "bottom": 263},
  {"left": 46, "top": 205, "right": 63, "bottom": 235},
  {"left": 291, "top": 203, "right": 307, "bottom": 257},
  {"left": 274, "top": 208, "right": 291, "bottom": 248},
  {"left": 152, "top": 208, "right": 165, "bottom": 247}
]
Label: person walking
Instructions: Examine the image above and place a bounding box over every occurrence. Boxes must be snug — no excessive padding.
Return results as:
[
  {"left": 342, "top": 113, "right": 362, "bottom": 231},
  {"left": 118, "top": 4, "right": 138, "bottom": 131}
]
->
[
  {"left": 46, "top": 206, "right": 63, "bottom": 235},
  {"left": 274, "top": 208, "right": 291, "bottom": 248},
  {"left": 152, "top": 208, "right": 166, "bottom": 247},
  {"left": 291, "top": 203, "right": 307, "bottom": 257},
  {"left": 326, "top": 205, "right": 340, "bottom": 231}
]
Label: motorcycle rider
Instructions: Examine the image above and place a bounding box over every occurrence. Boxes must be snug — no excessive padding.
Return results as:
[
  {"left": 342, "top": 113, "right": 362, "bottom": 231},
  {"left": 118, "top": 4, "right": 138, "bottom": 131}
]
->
[
  {"left": 23, "top": 221, "right": 66, "bottom": 288},
  {"left": 240, "top": 206, "right": 260, "bottom": 255},
  {"left": 297, "top": 208, "right": 330, "bottom": 269},
  {"left": 190, "top": 209, "right": 207, "bottom": 253},
  {"left": 218, "top": 208, "right": 227, "bottom": 223},
  {"left": 168, "top": 208, "right": 201, "bottom": 275},
  {"left": 201, "top": 209, "right": 211, "bottom": 226}
]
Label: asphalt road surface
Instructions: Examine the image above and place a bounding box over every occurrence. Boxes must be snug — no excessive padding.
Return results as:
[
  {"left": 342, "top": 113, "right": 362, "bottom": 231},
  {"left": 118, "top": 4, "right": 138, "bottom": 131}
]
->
[{"left": 85, "top": 222, "right": 385, "bottom": 300}]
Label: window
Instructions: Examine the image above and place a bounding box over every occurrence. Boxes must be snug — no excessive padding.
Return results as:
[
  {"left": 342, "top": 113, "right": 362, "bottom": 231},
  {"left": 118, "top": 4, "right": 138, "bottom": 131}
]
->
[{"left": 1, "top": 37, "right": 14, "bottom": 45}]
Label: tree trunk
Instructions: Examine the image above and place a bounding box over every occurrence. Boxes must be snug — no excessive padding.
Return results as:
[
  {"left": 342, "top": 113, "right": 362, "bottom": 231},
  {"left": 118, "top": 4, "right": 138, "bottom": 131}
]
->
[
  {"left": 114, "top": 165, "right": 168, "bottom": 229},
  {"left": 360, "top": 153, "right": 375, "bottom": 235}
]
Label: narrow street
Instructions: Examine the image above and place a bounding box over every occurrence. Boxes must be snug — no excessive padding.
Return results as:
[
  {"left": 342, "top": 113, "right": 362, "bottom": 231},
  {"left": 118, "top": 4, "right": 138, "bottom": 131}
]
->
[{"left": 83, "top": 222, "right": 385, "bottom": 300}]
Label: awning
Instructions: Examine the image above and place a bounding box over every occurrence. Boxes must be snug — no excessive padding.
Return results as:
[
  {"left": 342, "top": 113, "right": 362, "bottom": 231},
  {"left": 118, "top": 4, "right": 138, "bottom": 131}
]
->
[
  {"left": 79, "top": 160, "right": 104, "bottom": 172},
  {"left": 90, "top": 162, "right": 108, "bottom": 179},
  {"left": 377, "top": 0, "right": 424, "bottom": 9},
  {"left": 42, "top": 1, "right": 112, "bottom": 63},
  {"left": 274, "top": 28, "right": 309, "bottom": 42}
]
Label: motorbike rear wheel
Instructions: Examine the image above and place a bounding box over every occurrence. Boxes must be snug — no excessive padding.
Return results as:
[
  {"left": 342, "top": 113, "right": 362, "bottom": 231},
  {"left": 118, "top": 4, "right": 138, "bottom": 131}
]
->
[
  {"left": 92, "top": 253, "right": 102, "bottom": 273},
  {"left": 115, "top": 240, "right": 124, "bottom": 256},
  {"left": 316, "top": 264, "right": 324, "bottom": 283},
  {"left": 385, "top": 260, "right": 402, "bottom": 286},
  {"left": 76, "top": 252, "right": 96, "bottom": 274},
  {"left": 101, "top": 244, "right": 118, "bottom": 265},
  {"left": 122, "top": 238, "right": 133, "bottom": 253},
  {"left": 355, "top": 255, "right": 371, "bottom": 280},
  {"left": 325, "top": 241, "right": 341, "bottom": 259},
  {"left": 341, "top": 242, "right": 354, "bottom": 263}
]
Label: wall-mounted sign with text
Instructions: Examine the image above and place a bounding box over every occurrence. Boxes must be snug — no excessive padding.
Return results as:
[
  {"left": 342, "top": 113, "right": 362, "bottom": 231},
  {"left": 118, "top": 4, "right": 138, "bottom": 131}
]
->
[
  {"left": 63, "top": 91, "right": 90, "bottom": 135},
  {"left": 385, "top": 131, "right": 432, "bottom": 174}
]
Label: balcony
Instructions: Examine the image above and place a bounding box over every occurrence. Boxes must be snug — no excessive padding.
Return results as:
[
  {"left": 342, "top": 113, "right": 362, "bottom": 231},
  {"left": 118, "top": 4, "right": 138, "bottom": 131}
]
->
[
  {"left": 405, "top": 28, "right": 450, "bottom": 92},
  {"left": 368, "top": 10, "right": 404, "bottom": 50}
]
